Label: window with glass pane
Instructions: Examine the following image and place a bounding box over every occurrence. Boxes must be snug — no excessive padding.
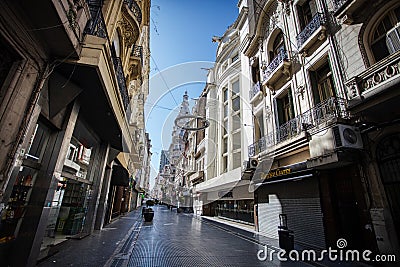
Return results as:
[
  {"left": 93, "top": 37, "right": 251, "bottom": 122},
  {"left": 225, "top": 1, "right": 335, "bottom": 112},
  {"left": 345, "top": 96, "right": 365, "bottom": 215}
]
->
[
  {"left": 232, "top": 97, "right": 240, "bottom": 112},
  {"left": 371, "top": 6, "right": 400, "bottom": 62},
  {"left": 232, "top": 80, "right": 240, "bottom": 96},
  {"left": 26, "top": 122, "right": 51, "bottom": 161},
  {"left": 233, "top": 132, "right": 241, "bottom": 150},
  {"left": 224, "top": 104, "right": 229, "bottom": 118},
  {"left": 270, "top": 32, "right": 285, "bottom": 60},
  {"left": 233, "top": 151, "right": 241, "bottom": 169},
  {"left": 232, "top": 114, "right": 241, "bottom": 131},
  {"left": 223, "top": 136, "right": 228, "bottom": 153},
  {"left": 297, "top": 0, "right": 317, "bottom": 29},
  {"left": 223, "top": 119, "right": 229, "bottom": 135},
  {"left": 223, "top": 87, "right": 228, "bottom": 102},
  {"left": 310, "top": 63, "right": 335, "bottom": 104},
  {"left": 222, "top": 155, "right": 228, "bottom": 173},
  {"left": 232, "top": 53, "right": 239, "bottom": 62},
  {"left": 255, "top": 113, "right": 264, "bottom": 141}
]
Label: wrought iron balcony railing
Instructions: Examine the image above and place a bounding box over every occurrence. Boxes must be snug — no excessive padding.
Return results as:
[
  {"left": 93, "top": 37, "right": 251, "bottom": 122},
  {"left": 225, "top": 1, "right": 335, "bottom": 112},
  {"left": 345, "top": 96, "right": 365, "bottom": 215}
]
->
[
  {"left": 124, "top": 0, "right": 142, "bottom": 25},
  {"left": 333, "top": 0, "right": 350, "bottom": 11},
  {"left": 112, "top": 56, "right": 130, "bottom": 111},
  {"left": 296, "top": 13, "right": 326, "bottom": 49},
  {"left": 249, "top": 81, "right": 262, "bottom": 100},
  {"left": 248, "top": 97, "right": 349, "bottom": 157},
  {"left": 84, "top": 0, "right": 107, "bottom": 38},
  {"left": 131, "top": 45, "right": 143, "bottom": 65},
  {"left": 262, "top": 49, "right": 289, "bottom": 82}
]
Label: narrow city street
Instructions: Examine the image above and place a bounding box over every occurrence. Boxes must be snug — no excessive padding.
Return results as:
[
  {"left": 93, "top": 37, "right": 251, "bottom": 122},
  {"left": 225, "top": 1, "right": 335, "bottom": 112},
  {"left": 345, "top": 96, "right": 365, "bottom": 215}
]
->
[{"left": 37, "top": 205, "right": 312, "bottom": 267}]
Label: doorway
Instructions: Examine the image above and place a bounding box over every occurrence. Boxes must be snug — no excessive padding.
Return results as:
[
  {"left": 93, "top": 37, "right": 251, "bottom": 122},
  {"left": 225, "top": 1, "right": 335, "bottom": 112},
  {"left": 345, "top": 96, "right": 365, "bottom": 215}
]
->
[{"left": 376, "top": 133, "right": 400, "bottom": 243}]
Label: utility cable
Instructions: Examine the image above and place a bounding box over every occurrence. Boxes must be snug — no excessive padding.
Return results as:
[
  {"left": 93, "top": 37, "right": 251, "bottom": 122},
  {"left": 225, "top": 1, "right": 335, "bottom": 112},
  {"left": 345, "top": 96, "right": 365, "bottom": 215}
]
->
[{"left": 150, "top": 54, "right": 180, "bottom": 107}]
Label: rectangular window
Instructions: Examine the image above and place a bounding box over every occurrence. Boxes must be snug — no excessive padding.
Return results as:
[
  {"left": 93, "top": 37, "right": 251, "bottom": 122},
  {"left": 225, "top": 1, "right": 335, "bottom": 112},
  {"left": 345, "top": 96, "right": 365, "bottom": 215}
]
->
[
  {"left": 276, "top": 89, "right": 294, "bottom": 126},
  {"left": 232, "top": 114, "right": 241, "bottom": 132},
  {"left": 254, "top": 112, "right": 264, "bottom": 141},
  {"left": 233, "top": 132, "right": 241, "bottom": 150},
  {"left": 232, "top": 97, "right": 240, "bottom": 112},
  {"left": 224, "top": 104, "right": 229, "bottom": 118},
  {"left": 232, "top": 53, "right": 239, "bottom": 62},
  {"left": 222, "top": 155, "right": 228, "bottom": 173},
  {"left": 223, "top": 119, "right": 229, "bottom": 135},
  {"left": 232, "top": 80, "right": 240, "bottom": 96},
  {"left": 310, "top": 62, "right": 335, "bottom": 104},
  {"left": 233, "top": 151, "right": 241, "bottom": 169},
  {"left": 297, "top": 0, "right": 317, "bottom": 29},
  {"left": 223, "top": 87, "right": 229, "bottom": 102},
  {"left": 26, "top": 122, "right": 51, "bottom": 162},
  {"left": 223, "top": 136, "right": 228, "bottom": 153}
]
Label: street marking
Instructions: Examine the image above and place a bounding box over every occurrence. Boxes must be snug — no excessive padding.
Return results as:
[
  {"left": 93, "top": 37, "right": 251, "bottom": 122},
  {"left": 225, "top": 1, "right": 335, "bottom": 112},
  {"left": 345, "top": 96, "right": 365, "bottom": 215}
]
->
[{"left": 163, "top": 223, "right": 173, "bottom": 225}]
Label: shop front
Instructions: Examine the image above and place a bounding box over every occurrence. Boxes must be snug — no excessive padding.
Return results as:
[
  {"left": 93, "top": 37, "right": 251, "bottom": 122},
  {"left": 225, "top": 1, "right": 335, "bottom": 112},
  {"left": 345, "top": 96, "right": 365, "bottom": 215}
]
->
[
  {"left": 213, "top": 187, "right": 254, "bottom": 224},
  {"left": 254, "top": 161, "right": 326, "bottom": 248},
  {"left": 201, "top": 184, "right": 254, "bottom": 224},
  {"left": 104, "top": 164, "right": 129, "bottom": 224}
]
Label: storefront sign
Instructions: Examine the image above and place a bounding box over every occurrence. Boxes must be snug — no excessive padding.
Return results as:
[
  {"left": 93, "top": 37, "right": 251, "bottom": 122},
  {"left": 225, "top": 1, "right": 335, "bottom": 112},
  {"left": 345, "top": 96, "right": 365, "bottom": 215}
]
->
[
  {"left": 264, "top": 168, "right": 291, "bottom": 179},
  {"left": 262, "top": 161, "right": 308, "bottom": 181}
]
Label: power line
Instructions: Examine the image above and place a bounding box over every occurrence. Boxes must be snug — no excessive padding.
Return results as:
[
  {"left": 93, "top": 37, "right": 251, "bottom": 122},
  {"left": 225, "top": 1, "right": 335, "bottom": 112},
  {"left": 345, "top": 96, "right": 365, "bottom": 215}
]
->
[{"left": 150, "top": 54, "right": 180, "bottom": 106}]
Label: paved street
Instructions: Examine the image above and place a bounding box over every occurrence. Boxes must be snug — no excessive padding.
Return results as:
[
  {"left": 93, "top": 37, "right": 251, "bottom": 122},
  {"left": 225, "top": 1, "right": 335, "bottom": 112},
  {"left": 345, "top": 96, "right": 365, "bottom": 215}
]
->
[{"left": 38, "top": 205, "right": 312, "bottom": 267}]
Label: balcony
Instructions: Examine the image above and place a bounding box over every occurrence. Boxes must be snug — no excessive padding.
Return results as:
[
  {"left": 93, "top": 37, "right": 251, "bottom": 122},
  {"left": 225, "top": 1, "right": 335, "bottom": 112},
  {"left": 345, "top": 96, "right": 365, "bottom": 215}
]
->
[
  {"left": 249, "top": 82, "right": 263, "bottom": 104},
  {"left": 262, "top": 49, "right": 291, "bottom": 90},
  {"left": 333, "top": 0, "right": 367, "bottom": 24},
  {"left": 21, "top": 0, "right": 90, "bottom": 58},
  {"left": 111, "top": 57, "right": 130, "bottom": 111},
  {"left": 248, "top": 97, "right": 349, "bottom": 157},
  {"left": 296, "top": 13, "right": 327, "bottom": 55},
  {"left": 344, "top": 51, "right": 400, "bottom": 109},
  {"left": 124, "top": 0, "right": 142, "bottom": 25},
  {"left": 85, "top": 0, "right": 107, "bottom": 38}
]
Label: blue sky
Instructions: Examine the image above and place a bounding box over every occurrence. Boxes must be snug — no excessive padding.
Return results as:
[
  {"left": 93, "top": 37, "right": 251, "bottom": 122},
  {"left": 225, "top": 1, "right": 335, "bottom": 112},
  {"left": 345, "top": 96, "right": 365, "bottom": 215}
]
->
[{"left": 145, "top": 0, "right": 239, "bottom": 188}]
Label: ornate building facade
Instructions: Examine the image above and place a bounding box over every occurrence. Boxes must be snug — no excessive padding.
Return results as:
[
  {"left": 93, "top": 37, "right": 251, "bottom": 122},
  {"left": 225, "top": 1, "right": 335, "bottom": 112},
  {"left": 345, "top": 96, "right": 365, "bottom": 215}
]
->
[
  {"left": 180, "top": 0, "right": 400, "bottom": 258},
  {"left": 0, "top": 0, "right": 151, "bottom": 265},
  {"left": 242, "top": 0, "right": 400, "bottom": 256}
]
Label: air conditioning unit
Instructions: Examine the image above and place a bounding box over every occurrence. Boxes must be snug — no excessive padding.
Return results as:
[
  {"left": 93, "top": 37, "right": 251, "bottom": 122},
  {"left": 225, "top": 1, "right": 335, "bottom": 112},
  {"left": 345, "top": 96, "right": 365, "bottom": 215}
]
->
[
  {"left": 386, "top": 23, "right": 400, "bottom": 54},
  {"left": 249, "top": 157, "right": 259, "bottom": 169},
  {"left": 243, "top": 157, "right": 259, "bottom": 172},
  {"left": 332, "top": 124, "right": 363, "bottom": 149}
]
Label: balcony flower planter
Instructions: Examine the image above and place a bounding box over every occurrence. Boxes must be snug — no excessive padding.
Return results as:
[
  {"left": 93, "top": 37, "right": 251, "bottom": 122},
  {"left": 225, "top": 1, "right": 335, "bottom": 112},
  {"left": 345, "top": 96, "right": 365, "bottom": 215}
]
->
[{"left": 143, "top": 208, "right": 154, "bottom": 222}]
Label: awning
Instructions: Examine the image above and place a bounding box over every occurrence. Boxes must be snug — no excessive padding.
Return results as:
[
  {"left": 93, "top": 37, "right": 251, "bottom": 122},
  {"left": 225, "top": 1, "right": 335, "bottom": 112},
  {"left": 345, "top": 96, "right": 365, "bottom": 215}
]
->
[{"left": 111, "top": 164, "right": 129, "bottom": 186}]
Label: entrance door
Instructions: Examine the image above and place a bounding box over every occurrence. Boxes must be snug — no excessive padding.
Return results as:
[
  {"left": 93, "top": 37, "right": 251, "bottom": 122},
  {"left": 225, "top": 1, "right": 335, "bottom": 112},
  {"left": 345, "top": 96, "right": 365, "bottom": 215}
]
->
[
  {"left": 377, "top": 134, "right": 400, "bottom": 243},
  {"left": 331, "top": 174, "right": 364, "bottom": 249},
  {"left": 323, "top": 166, "right": 377, "bottom": 251}
]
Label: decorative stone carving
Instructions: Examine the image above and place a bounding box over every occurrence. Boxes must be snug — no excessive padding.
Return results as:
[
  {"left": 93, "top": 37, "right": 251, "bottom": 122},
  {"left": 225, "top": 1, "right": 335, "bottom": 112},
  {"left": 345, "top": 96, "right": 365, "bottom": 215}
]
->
[
  {"left": 260, "top": 1, "right": 280, "bottom": 40},
  {"left": 296, "top": 85, "right": 305, "bottom": 100},
  {"left": 118, "top": 11, "right": 139, "bottom": 47},
  {"left": 345, "top": 77, "right": 360, "bottom": 100},
  {"left": 345, "top": 55, "right": 400, "bottom": 101}
]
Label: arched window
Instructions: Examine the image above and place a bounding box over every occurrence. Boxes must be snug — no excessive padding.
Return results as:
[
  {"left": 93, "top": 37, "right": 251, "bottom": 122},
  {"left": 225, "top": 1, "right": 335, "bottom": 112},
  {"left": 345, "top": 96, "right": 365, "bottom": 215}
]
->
[
  {"left": 370, "top": 5, "right": 400, "bottom": 62},
  {"left": 269, "top": 32, "right": 284, "bottom": 61}
]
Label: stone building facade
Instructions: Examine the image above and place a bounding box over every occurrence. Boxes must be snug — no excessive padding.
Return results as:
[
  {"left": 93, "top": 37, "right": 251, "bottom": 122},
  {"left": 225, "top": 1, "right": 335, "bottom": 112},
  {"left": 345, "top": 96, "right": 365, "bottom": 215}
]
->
[
  {"left": 188, "top": 0, "right": 400, "bottom": 257},
  {"left": 0, "top": 0, "right": 151, "bottom": 265},
  {"left": 241, "top": 0, "right": 400, "bottom": 256}
]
